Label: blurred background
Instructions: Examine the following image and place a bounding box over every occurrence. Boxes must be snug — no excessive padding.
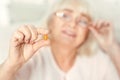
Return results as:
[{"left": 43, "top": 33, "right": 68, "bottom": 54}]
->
[{"left": 0, "top": 0, "right": 120, "bottom": 63}]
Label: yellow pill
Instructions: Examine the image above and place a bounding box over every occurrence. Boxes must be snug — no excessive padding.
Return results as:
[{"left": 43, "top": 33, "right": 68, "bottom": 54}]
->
[{"left": 43, "top": 34, "right": 48, "bottom": 40}]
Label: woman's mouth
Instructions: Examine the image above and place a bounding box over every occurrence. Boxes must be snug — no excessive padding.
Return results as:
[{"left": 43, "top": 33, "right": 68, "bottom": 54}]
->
[{"left": 62, "top": 30, "right": 76, "bottom": 39}]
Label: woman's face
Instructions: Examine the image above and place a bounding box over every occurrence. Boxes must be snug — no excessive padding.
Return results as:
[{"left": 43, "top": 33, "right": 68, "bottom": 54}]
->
[{"left": 48, "top": 8, "right": 91, "bottom": 49}]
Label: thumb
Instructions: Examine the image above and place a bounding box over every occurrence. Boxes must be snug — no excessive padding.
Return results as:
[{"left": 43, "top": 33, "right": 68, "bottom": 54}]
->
[
  {"left": 88, "top": 26, "right": 101, "bottom": 39},
  {"left": 33, "top": 40, "right": 50, "bottom": 52},
  {"left": 88, "top": 26, "right": 103, "bottom": 43}
]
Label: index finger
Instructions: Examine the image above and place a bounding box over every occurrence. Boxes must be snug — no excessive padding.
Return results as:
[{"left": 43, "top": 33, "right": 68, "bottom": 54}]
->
[{"left": 37, "top": 28, "right": 49, "bottom": 35}]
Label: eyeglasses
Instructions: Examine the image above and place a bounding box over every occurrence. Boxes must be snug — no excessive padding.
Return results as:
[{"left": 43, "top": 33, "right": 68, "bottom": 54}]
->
[{"left": 55, "top": 11, "right": 91, "bottom": 28}]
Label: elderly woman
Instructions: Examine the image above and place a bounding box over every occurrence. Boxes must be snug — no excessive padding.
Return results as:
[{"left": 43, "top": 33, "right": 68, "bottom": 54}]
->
[{"left": 0, "top": 0, "right": 120, "bottom": 80}]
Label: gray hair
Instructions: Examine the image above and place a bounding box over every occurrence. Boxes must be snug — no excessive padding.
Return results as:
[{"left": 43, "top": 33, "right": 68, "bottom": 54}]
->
[{"left": 41, "top": 0, "right": 99, "bottom": 56}]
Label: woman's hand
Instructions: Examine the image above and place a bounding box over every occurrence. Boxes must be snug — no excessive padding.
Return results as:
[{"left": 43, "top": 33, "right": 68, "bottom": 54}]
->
[
  {"left": 8, "top": 25, "right": 49, "bottom": 68},
  {"left": 88, "top": 20, "right": 118, "bottom": 53},
  {"left": 88, "top": 20, "right": 120, "bottom": 76}
]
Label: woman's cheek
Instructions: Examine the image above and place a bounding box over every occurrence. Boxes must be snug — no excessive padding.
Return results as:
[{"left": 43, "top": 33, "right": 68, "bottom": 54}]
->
[{"left": 77, "top": 29, "right": 89, "bottom": 42}]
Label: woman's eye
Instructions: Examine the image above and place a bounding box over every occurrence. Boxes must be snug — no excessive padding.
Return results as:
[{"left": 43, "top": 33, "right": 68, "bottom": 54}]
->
[
  {"left": 78, "top": 20, "right": 88, "bottom": 27},
  {"left": 62, "top": 13, "right": 71, "bottom": 21},
  {"left": 56, "top": 12, "right": 71, "bottom": 21},
  {"left": 62, "top": 13, "right": 69, "bottom": 18}
]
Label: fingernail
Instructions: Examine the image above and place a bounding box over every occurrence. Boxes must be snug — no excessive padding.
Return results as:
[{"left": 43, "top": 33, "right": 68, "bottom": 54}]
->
[{"left": 25, "top": 40, "right": 28, "bottom": 43}]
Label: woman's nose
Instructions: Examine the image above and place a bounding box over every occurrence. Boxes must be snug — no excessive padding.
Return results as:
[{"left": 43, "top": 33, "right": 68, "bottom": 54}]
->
[{"left": 68, "top": 21, "right": 76, "bottom": 28}]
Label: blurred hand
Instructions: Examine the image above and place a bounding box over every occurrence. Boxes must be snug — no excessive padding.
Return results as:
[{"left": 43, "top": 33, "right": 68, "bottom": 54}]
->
[
  {"left": 8, "top": 25, "right": 49, "bottom": 67},
  {"left": 88, "top": 20, "right": 117, "bottom": 53}
]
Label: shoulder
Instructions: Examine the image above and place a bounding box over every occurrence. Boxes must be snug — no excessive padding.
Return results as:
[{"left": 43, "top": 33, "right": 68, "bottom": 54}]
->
[
  {"left": 77, "top": 50, "right": 112, "bottom": 66},
  {"left": 77, "top": 50, "right": 117, "bottom": 77},
  {"left": 89, "top": 50, "right": 115, "bottom": 70}
]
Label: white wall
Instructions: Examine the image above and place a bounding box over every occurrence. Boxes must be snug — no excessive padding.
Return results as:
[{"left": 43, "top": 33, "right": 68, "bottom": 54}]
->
[
  {"left": 11, "top": 0, "right": 45, "bottom": 5},
  {"left": 0, "top": 0, "right": 10, "bottom": 26},
  {"left": 0, "top": 0, "right": 120, "bottom": 63}
]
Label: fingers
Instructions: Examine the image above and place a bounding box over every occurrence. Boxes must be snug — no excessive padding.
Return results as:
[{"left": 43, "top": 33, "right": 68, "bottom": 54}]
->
[
  {"left": 91, "top": 20, "right": 111, "bottom": 29},
  {"left": 12, "top": 31, "right": 24, "bottom": 46},
  {"left": 12, "top": 25, "right": 49, "bottom": 45},
  {"left": 18, "top": 25, "right": 31, "bottom": 43},
  {"left": 27, "top": 25, "right": 49, "bottom": 43},
  {"left": 89, "top": 20, "right": 112, "bottom": 34},
  {"left": 88, "top": 26, "right": 102, "bottom": 39},
  {"left": 33, "top": 39, "right": 50, "bottom": 52},
  {"left": 37, "top": 28, "right": 49, "bottom": 35},
  {"left": 27, "top": 25, "right": 38, "bottom": 43},
  {"left": 88, "top": 20, "right": 114, "bottom": 43}
]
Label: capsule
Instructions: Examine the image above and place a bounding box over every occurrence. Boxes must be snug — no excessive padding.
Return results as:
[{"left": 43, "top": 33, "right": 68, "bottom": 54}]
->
[{"left": 43, "top": 34, "right": 48, "bottom": 40}]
